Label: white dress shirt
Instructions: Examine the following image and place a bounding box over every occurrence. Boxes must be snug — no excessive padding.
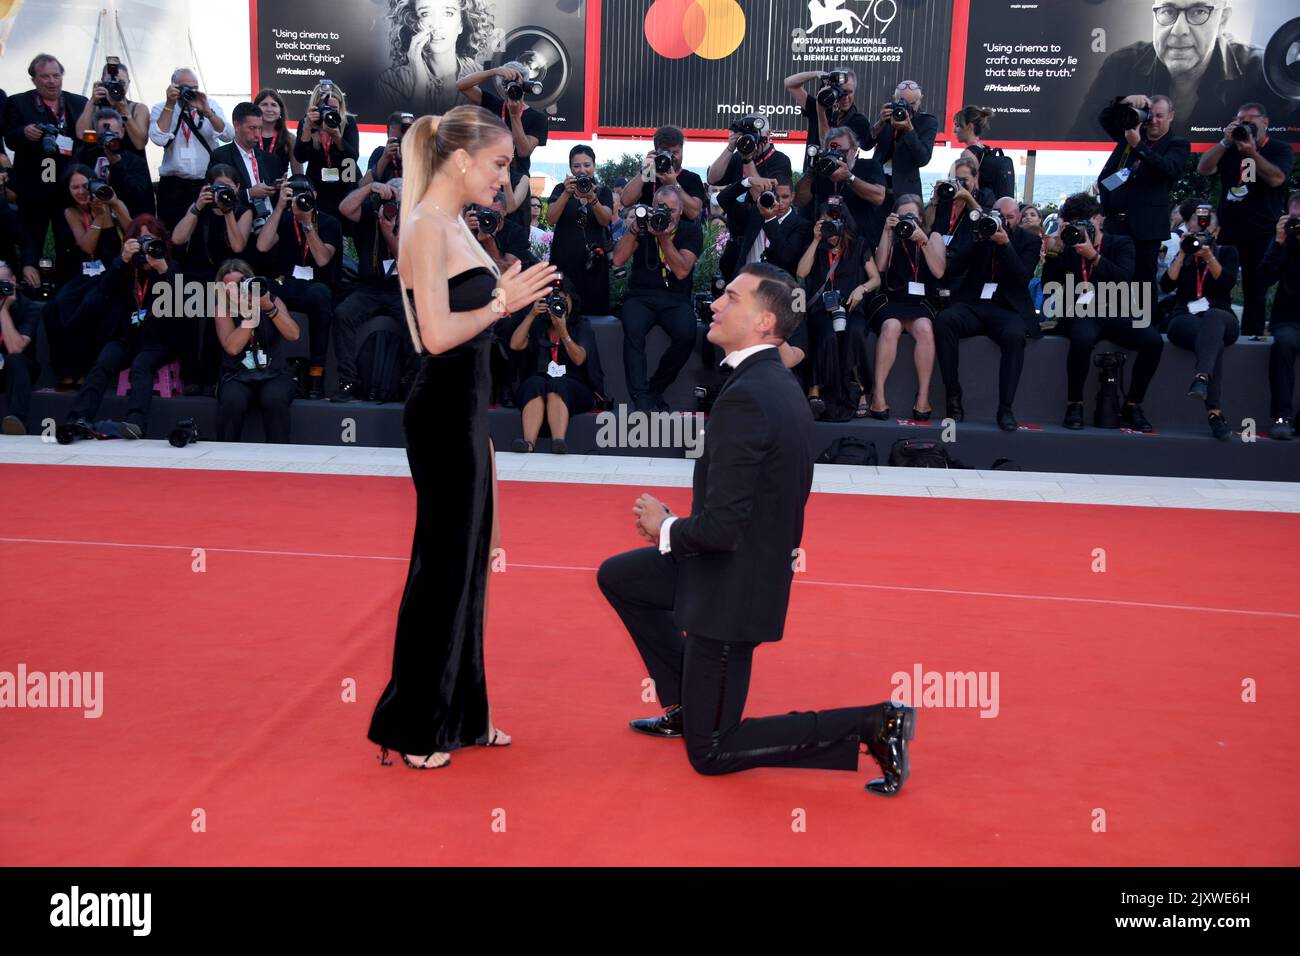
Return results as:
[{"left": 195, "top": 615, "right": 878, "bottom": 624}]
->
[
  {"left": 657, "top": 343, "right": 777, "bottom": 554},
  {"left": 746, "top": 208, "right": 793, "bottom": 264},
  {"left": 150, "top": 100, "right": 233, "bottom": 179}
]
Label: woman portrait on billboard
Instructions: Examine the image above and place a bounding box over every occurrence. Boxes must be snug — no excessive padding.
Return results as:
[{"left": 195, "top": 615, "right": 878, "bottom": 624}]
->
[{"left": 378, "top": 0, "right": 502, "bottom": 116}]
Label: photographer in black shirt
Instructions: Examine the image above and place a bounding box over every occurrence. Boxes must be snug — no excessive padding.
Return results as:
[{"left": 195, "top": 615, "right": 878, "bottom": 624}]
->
[
  {"left": 366, "top": 111, "right": 413, "bottom": 186},
  {"left": 866, "top": 80, "right": 939, "bottom": 202},
  {"left": 457, "top": 63, "right": 549, "bottom": 176},
  {"left": 1261, "top": 194, "right": 1300, "bottom": 440},
  {"left": 465, "top": 191, "right": 534, "bottom": 271},
  {"left": 1042, "top": 192, "right": 1162, "bottom": 432},
  {"left": 619, "top": 126, "right": 709, "bottom": 222},
  {"left": 706, "top": 113, "right": 792, "bottom": 188},
  {"left": 795, "top": 126, "right": 887, "bottom": 246},
  {"left": 255, "top": 175, "right": 341, "bottom": 399},
  {"left": 611, "top": 185, "right": 703, "bottom": 412},
  {"left": 1161, "top": 210, "right": 1240, "bottom": 440},
  {"left": 1095, "top": 94, "right": 1190, "bottom": 286},
  {"left": 331, "top": 178, "right": 406, "bottom": 403},
  {"left": 72, "top": 108, "right": 154, "bottom": 218},
  {"left": 0, "top": 260, "right": 43, "bottom": 435},
  {"left": 1196, "top": 103, "right": 1294, "bottom": 337},
  {"left": 547, "top": 145, "right": 614, "bottom": 315},
  {"left": 292, "top": 80, "right": 360, "bottom": 222},
  {"left": 718, "top": 174, "right": 810, "bottom": 277},
  {"left": 784, "top": 67, "right": 874, "bottom": 171},
  {"left": 936, "top": 197, "right": 1042, "bottom": 431},
  {"left": 74, "top": 61, "right": 149, "bottom": 160}
]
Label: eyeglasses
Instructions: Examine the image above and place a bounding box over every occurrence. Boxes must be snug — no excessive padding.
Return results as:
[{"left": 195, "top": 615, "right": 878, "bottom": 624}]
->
[
  {"left": 897, "top": 80, "right": 920, "bottom": 91},
  {"left": 1152, "top": 4, "right": 1217, "bottom": 27}
]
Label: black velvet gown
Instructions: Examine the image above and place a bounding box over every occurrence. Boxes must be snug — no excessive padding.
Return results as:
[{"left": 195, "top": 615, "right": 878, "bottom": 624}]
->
[{"left": 368, "top": 267, "right": 497, "bottom": 756}]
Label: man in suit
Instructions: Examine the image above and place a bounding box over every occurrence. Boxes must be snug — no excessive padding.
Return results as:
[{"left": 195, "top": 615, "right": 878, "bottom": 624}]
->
[
  {"left": 935, "top": 197, "right": 1043, "bottom": 431},
  {"left": 208, "top": 102, "right": 285, "bottom": 219},
  {"left": 1093, "top": 94, "right": 1190, "bottom": 286},
  {"left": 3, "top": 54, "right": 88, "bottom": 273},
  {"left": 596, "top": 262, "right": 917, "bottom": 796},
  {"left": 716, "top": 174, "right": 811, "bottom": 280},
  {"left": 862, "top": 80, "right": 938, "bottom": 204}
]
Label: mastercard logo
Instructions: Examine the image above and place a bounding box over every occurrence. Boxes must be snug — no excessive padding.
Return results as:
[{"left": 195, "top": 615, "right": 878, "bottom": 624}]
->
[{"left": 644, "top": 0, "right": 747, "bottom": 60}]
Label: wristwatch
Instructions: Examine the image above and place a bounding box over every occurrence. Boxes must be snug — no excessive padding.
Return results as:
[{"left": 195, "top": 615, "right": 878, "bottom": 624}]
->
[{"left": 846, "top": 172, "right": 857, "bottom": 184}]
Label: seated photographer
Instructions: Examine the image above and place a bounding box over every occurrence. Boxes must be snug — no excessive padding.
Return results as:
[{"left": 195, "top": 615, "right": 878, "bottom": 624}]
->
[
  {"left": 619, "top": 126, "right": 708, "bottom": 222},
  {"left": 292, "top": 80, "right": 360, "bottom": 222},
  {"left": 331, "top": 178, "right": 406, "bottom": 403},
  {"left": 255, "top": 176, "right": 341, "bottom": 400},
  {"left": 508, "top": 275, "right": 603, "bottom": 454},
  {"left": 867, "top": 194, "right": 946, "bottom": 420},
  {"left": 1261, "top": 195, "right": 1300, "bottom": 440},
  {"left": 366, "top": 111, "right": 413, "bottom": 186},
  {"left": 74, "top": 61, "right": 149, "bottom": 159},
  {"left": 254, "top": 89, "right": 303, "bottom": 179},
  {"left": 211, "top": 260, "right": 299, "bottom": 443},
  {"left": 72, "top": 108, "right": 154, "bottom": 218},
  {"left": 149, "top": 68, "right": 233, "bottom": 231},
  {"left": 1042, "top": 192, "right": 1161, "bottom": 432},
  {"left": 0, "top": 260, "right": 43, "bottom": 435},
  {"left": 706, "top": 114, "right": 792, "bottom": 189},
  {"left": 42, "top": 164, "right": 129, "bottom": 387},
  {"left": 57, "top": 216, "right": 189, "bottom": 442},
  {"left": 866, "top": 80, "right": 939, "bottom": 202},
  {"left": 785, "top": 67, "right": 874, "bottom": 172},
  {"left": 935, "top": 198, "right": 1042, "bottom": 431},
  {"left": 465, "top": 192, "right": 534, "bottom": 272},
  {"left": 795, "top": 203, "right": 879, "bottom": 419},
  {"left": 1160, "top": 212, "right": 1240, "bottom": 441},
  {"left": 719, "top": 173, "right": 809, "bottom": 278},
  {"left": 457, "top": 63, "right": 550, "bottom": 177},
  {"left": 923, "top": 157, "right": 990, "bottom": 242},
  {"left": 794, "top": 126, "right": 885, "bottom": 244},
  {"left": 1095, "top": 94, "right": 1189, "bottom": 286},
  {"left": 547, "top": 145, "right": 614, "bottom": 315},
  {"left": 611, "top": 184, "right": 702, "bottom": 412}
]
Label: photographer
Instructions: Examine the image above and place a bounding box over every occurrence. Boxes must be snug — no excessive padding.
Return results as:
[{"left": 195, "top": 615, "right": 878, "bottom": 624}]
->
[
  {"left": 0, "top": 191, "right": 40, "bottom": 291},
  {"left": 293, "top": 80, "right": 360, "bottom": 222},
  {"left": 923, "top": 157, "right": 989, "bottom": 242},
  {"left": 0, "top": 261, "right": 43, "bottom": 435},
  {"left": 212, "top": 259, "right": 299, "bottom": 442},
  {"left": 74, "top": 61, "right": 149, "bottom": 159},
  {"left": 611, "top": 184, "right": 702, "bottom": 412},
  {"left": 866, "top": 80, "right": 939, "bottom": 202},
  {"left": 149, "top": 68, "right": 232, "bottom": 231},
  {"left": 793, "top": 126, "right": 886, "bottom": 245},
  {"left": 508, "top": 275, "right": 603, "bottom": 454},
  {"left": 784, "top": 67, "right": 874, "bottom": 170},
  {"left": 706, "top": 114, "right": 792, "bottom": 188},
  {"left": 72, "top": 109, "right": 154, "bottom": 218},
  {"left": 331, "top": 178, "right": 405, "bottom": 403},
  {"left": 935, "top": 197, "right": 1042, "bottom": 431},
  {"left": 867, "top": 194, "right": 946, "bottom": 420},
  {"left": 254, "top": 89, "right": 303, "bottom": 179},
  {"left": 1094, "top": 94, "right": 1190, "bottom": 285},
  {"left": 3, "top": 55, "right": 88, "bottom": 272},
  {"left": 1161, "top": 211, "right": 1240, "bottom": 440},
  {"left": 57, "top": 216, "right": 188, "bottom": 442},
  {"left": 255, "top": 176, "right": 341, "bottom": 400},
  {"left": 1042, "top": 192, "right": 1162, "bottom": 432},
  {"left": 366, "top": 111, "right": 413, "bottom": 186},
  {"left": 1195, "top": 103, "right": 1293, "bottom": 337},
  {"left": 795, "top": 202, "right": 879, "bottom": 419},
  {"left": 547, "top": 145, "right": 614, "bottom": 316},
  {"left": 720, "top": 173, "right": 809, "bottom": 276},
  {"left": 208, "top": 102, "right": 287, "bottom": 223},
  {"left": 1261, "top": 194, "right": 1300, "bottom": 440},
  {"left": 465, "top": 192, "right": 534, "bottom": 272},
  {"left": 619, "top": 126, "right": 708, "bottom": 222},
  {"left": 457, "top": 63, "right": 549, "bottom": 176}
]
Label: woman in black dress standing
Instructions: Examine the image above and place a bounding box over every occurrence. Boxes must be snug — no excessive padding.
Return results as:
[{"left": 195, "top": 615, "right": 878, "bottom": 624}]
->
[{"left": 368, "top": 105, "right": 556, "bottom": 770}]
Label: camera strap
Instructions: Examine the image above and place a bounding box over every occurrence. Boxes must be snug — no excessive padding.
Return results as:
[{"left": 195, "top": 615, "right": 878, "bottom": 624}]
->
[
  {"left": 38, "top": 94, "right": 66, "bottom": 130},
  {"left": 291, "top": 219, "right": 313, "bottom": 264},
  {"left": 656, "top": 230, "right": 677, "bottom": 284},
  {"left": 179, "top": 108, "right": 212, "bottom": 155},
  {"left": 1080, "top": 235, "right": 1102, "bottom": 285},
  {"left": 1195, "top": 260, "right": 1208, "bottom": 300}
]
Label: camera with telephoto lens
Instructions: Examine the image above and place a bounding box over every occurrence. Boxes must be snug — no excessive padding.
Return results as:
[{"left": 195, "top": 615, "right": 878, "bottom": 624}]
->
[
  {"left": 808, "top": 145, "right": 845, "bottom": 178},
  {"left": 895, "top": 213, "right": 920, "bottom": 240},
  {"left": 890, "top": 99, "right": 913, "bottom": 122},
  {"left": 1231, "top": 120, "right": 1258, "bottom": 143},
  {"left": 1286, "top": 216, "right": 1300, "bottom": 243},
  {"left": 821, "top": 217, "right": 842, "bottom": 241},
  {"left": 169, "top": 418, "right": 199, "bottom": 448},
  {"left": 758, "top": 187, "right": 778, "bottom": 209},
  {"left": 1181, "top": 231, "right": 1213, "bottom": 255},
  {"left": 178, "top": 84, "right": 199, "bottom": 105},
  {"left": 936, "top": 179, "right": 958, "bottom": 201},
  {"left": 1120, "top": 104, "right": 1153, "bottom": 130},
  {"left": 474, "top": 206, "right": 500, "bottom": 235},
  {"left": 652, "top": 151, "right": 675, "bottom": 176},
  {"left": 0, "top": 279, "right": 15, "bottom": 298},
  {"left": 969, "top": 207, "right": 1004, "bottom": 241},
  {"left": 318, "top": 105, "right": 342, "bottom": 129},
  {"left": 1060, "top": 219, "right": 1095, "bottom": 247},
  {"left": 506, "top": 77, "right": 543, "bottom": 100},
  {"left": 542, "top": 273, "right": 568, "bottom": 319},
  {"left": 574, "top": 174, "right": 595, "bottom": 194},
  {"left": 648, "top": 203, "right": 673, "bottom": 233},
  {"left": 630, "top": 204, "right": 651, "bottom": 231},
  {"left": 817, "top": 71, "right": 851, "bottom": 110},
  {"left": 99, "top": 128, "right": 123, "bottom": 153},
  {"left": 87, "top": 178, "right": 114, "bottom": 202},
  {"left": 240, "top": 274, "right": 269, "bottom": 302},
  {"left": 398, "top": 112, "right": 414, "bottom": 135},
  {"left": 211, "top": 182, "right": 238, "bottom": 213},
  {"left": 132, "top": 236, "right": 166, "bottom": 266},
  {"left": 729, "top": 115, "right": 767, "bottom": 157},
  {"left": 822, "top": 289, "right": 848, "bottom": 332},
  {"left": 35, "top": 123, "right": 63, "bottom": 155},
  {"left": 289, "top": 179, "right": 316, "bottom": 212}
]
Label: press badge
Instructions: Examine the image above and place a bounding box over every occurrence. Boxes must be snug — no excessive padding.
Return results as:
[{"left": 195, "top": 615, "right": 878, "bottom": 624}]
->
[
  {"left": 942, "top": 234, "right": 953, "bottom": 246},
  {"left": 1100, "top": 168, "right": 1131, "bottom": 191},
  {"left": 547, "top": 361, "right": 566, "bottom": 378},
  {"left": 321, "top": 167, "right": 340, "bottom": 182},
  {"left": 81, "top": 261, "right": 105, "bottom": 277},
  {"left": 382, "top": 259, "right": 395, "bottom": 277},
  {"left": 130, "top": 308, "right": 147, "bottom": 326},
  {"left": 55, "top": 134, "right": 74, "bottom": 156},
  {"left": 908, "top": 281, "right": 925, "bottom": 296},
  {"left": 1076, "top": 284, "right": 1095, "bottom": 307},
  {"left": 1226, "top": 185, "right": 1248, "bottom": 202},
  {"left": 981, "top": 282, "right": 998, "bottom": 300},
  {"left": 882, "top": 160, "right": 893, "bottom": 176},
  {"left": 1188, "top": 297, "right": 1210, "bottom": 314},
  {"left": 292, "top": 265, "right": 314, "bottom": 280}
]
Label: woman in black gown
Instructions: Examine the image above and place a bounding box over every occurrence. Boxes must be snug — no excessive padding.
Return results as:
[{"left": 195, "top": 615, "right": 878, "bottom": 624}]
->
[{"left": 368, "top": 105, "right": 557, "bottom": 770}]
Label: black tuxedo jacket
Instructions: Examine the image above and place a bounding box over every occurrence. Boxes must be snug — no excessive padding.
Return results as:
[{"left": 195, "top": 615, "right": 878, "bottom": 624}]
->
[
  {"left": 207, "top": 143, "right": 286, "bottom": 200},
  {"left": 718, "top": 183, "right": 812, "bottom": 277},
  {"left": 669, "top": 347, "right": 816, "bottom": 645},
  {"left": 3, "top": 89, "right": 90, "bottom": 189},
  {"left": 947, "top": 226, "right": 1042, "bottom": 325},
  {"left": 1041, "top": 231, "right": 1137, "bottom": 286},
  {"left": 1095, "top": 102, "right": 1190, "bottom": 242}
]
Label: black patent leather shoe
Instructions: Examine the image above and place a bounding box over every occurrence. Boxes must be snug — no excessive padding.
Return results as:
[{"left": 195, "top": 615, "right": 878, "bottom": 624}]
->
[
  {"left": 865, "top": 703, "right": 916, "bottom": 796},
  {"left": 629, "top": 704, "right": 683, "bottom": 738},
  {"left": 996, "top": 406, "right": 1018, "bottom": 431}
]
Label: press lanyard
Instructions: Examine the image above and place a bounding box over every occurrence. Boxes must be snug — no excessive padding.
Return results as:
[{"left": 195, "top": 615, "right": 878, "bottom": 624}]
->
[
  {"left": 1080, "top": 235, "right": 1103, "bottom": 285},
  {"left": 548, "top": 332, "right": 561, "bottom": 366},
  {"left": 656, "top": 230, "right": 676, "bottom": 284},
  {"left": 243, "top": 147, "right": 259, "bottom": 184},
  {"left": 40, "top": 95, "right": 65, "bottom": 129},
  {"left": 133, "top": 271, "right": 149, "bottom": 313},
  {"left": 825, "top": 247, "right": 841, "bottom": 287},
  {"left": 1195, "top": 260, "right": 1208, "bottom": 299},
  {"left": 900, "top": 241, "right": 921, "bottom": 283},
  {"left": 291, "top": 220, "right": 312, "bottom": 265}
]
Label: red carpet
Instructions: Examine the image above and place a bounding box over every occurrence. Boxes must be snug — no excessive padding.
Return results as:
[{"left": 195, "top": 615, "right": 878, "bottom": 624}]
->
[{"left": 2, "top": 463, "right": 1297, "bottom": 866}]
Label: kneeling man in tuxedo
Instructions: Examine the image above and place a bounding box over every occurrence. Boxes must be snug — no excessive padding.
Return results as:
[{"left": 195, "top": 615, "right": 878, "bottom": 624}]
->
[{"left": 596, "top": 261, "right": 916, "bottom": 795}]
